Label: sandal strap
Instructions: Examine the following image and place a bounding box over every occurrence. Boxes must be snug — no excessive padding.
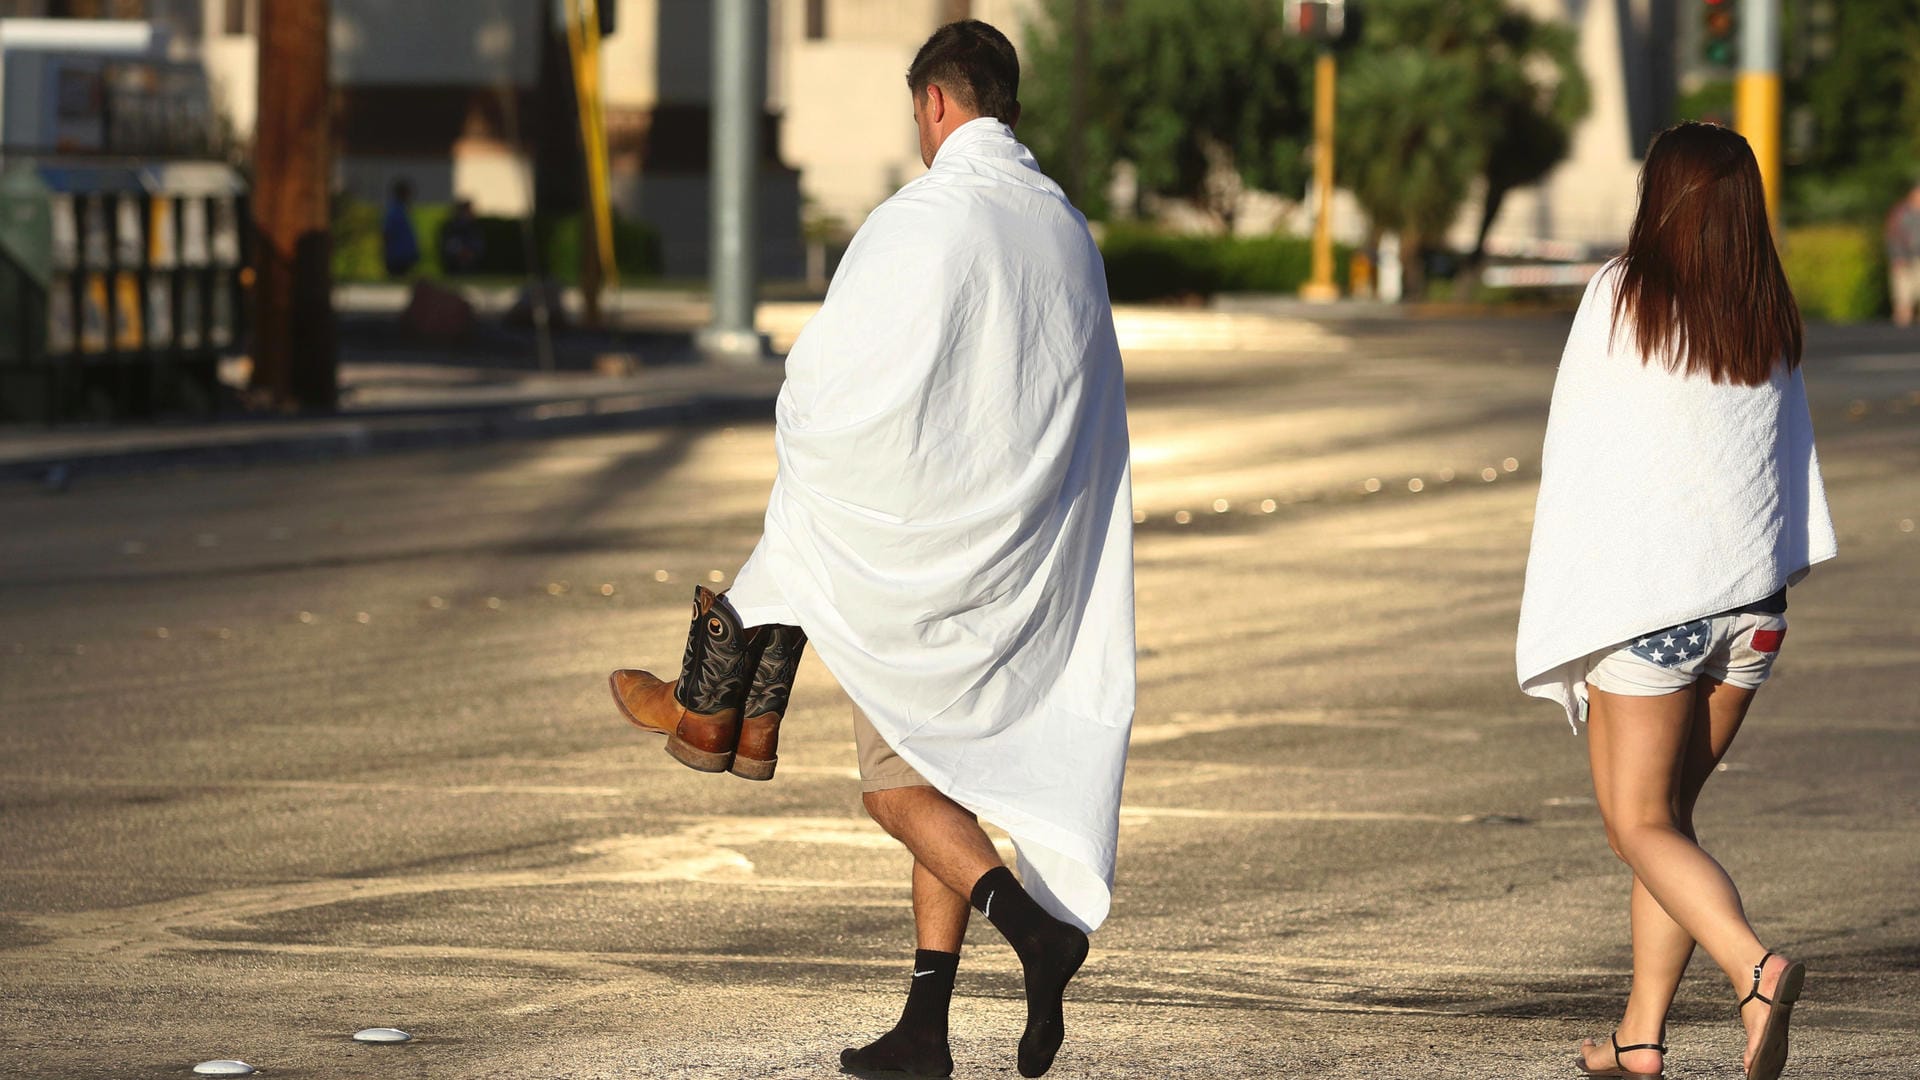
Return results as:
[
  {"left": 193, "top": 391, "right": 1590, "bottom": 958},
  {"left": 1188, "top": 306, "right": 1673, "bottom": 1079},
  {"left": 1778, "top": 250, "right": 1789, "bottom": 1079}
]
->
[
  {"left": 1611, "top": 1032, "right": 1668, "bottom": 1056},
  {"left": 1737, "top": 950, "right": 1777, "bottom": 1009}
]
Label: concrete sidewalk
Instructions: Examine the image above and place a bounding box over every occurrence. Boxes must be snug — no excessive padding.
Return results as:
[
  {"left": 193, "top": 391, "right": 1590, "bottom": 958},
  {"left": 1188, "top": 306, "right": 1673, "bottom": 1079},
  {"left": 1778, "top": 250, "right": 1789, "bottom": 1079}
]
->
[
  {"left": 0, "top": 359, "right": 787, "bottom": 485},
  {"left": 0, "top": 292, "right": 1359, "bottom": 486}
]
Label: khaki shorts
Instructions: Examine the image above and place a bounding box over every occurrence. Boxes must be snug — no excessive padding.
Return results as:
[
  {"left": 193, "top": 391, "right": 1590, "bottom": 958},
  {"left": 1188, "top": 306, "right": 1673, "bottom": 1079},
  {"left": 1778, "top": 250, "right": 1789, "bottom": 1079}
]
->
[
  {"left": 1893, "top": 258, "right": 1920, "bottom": 319},
  {"left": 853, "top": 704, "right": 931, "bottom": 792}
]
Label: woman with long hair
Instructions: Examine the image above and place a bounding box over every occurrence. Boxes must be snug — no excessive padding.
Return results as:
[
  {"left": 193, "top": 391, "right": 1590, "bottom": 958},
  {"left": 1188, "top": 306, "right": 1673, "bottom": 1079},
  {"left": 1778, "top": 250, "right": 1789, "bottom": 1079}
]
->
[{"left": 1516, "top": 122, "right": 1837, "bottom": 1080}]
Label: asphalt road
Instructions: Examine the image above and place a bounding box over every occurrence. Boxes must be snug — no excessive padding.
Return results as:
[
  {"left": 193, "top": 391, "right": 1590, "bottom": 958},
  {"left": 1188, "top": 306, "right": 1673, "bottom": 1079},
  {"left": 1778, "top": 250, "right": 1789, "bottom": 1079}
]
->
[{"left": 3, "top": 314, "right": 1916, "bottom": 1080}]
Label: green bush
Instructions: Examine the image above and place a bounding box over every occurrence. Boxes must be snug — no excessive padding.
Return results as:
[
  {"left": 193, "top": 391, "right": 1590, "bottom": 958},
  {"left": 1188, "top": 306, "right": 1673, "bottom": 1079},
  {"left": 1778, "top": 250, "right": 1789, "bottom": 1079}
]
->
[
  {"left": 330, "top": 199, "right": 662, "bottom": 283},
  {"left": 1098, "top": 225, "right": 1350, "bottom": 301},
  {"left": 331, "top": 198, "right": 384, "bottom": 281},
  {"left": 536, "top": 212, "right": 662, "bottom": 282},
  {"left": 1782, "top": 224, "right": 1887, "bottom": 323}
]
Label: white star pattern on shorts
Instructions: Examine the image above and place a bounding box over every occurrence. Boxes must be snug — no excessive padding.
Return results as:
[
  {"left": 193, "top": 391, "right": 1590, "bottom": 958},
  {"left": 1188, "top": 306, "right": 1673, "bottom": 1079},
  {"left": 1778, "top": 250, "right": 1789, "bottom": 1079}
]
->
[{"left": 1628, "top": 618, "right": 1714, "bottom": 669}]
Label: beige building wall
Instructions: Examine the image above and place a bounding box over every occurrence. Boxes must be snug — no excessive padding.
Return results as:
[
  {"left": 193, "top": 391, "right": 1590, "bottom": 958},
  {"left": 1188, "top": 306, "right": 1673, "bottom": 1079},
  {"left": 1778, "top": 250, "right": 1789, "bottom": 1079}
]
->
[{"left": 774, "top": 0, "right": 1040, "bottom": 231}]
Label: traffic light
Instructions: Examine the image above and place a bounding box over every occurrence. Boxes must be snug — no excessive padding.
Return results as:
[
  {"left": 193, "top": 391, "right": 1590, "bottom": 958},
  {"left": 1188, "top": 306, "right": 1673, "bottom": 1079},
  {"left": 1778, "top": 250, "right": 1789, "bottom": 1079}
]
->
[
  {"left": 1285, "top": 0, "right": 1347, "bottom": 45},
  {"left": 1702, "top": 0, "right": 1736, "bottom": 67}
]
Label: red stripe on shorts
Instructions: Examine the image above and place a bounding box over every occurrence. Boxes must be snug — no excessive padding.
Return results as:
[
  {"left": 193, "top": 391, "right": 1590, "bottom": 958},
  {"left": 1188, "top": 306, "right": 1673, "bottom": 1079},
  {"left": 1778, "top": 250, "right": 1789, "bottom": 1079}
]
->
[{"left": 1750, "top": 628, "right": 1785, "bottom": 653}]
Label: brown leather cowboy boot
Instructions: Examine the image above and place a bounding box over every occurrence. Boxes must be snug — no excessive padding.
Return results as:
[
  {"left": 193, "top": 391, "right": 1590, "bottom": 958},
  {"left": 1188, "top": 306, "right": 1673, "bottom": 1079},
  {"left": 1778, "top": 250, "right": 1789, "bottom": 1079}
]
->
[
  {"left": 608, "top": 586, "right": 755, "bottom": 772},
  {"left": 730, "top": 624, "right": 807, "bottom": 781}
]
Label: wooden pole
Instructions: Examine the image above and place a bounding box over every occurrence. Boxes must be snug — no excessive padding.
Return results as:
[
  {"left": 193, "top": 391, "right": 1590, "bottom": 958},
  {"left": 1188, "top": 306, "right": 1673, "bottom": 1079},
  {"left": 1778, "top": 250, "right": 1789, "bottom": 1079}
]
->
[{"left": 250, "top": 0, "right": 335, "bottom": 411}]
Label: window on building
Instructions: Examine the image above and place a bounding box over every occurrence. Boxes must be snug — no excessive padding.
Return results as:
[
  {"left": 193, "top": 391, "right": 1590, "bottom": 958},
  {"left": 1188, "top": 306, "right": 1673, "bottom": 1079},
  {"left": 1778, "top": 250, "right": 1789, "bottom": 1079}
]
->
[{"left": 805, "top": 0, "right": 826, "bottom": 40}]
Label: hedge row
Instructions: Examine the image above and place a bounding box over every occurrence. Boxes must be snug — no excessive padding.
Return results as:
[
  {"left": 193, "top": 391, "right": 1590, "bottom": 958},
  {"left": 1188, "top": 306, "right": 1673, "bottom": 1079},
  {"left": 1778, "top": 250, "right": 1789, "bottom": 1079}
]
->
[
  {"left": 1099, "top": 226, "right": 1351, "bottom": 302},
  {"left": 331, "top": 200, "right": 661, "bottom": 283},
  {"left": 1781, "top": 224, "right": 1888, "bottom": 323}
]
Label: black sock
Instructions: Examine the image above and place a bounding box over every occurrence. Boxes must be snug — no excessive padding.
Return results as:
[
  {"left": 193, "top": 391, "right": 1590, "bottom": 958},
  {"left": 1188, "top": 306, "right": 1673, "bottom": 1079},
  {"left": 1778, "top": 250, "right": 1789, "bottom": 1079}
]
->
[
  {"left": 839, "top": 949, "right": 958, "bottom": 1078},
  {"left": 969, "top": 867, "right": 1090, "bottom": 1078}
]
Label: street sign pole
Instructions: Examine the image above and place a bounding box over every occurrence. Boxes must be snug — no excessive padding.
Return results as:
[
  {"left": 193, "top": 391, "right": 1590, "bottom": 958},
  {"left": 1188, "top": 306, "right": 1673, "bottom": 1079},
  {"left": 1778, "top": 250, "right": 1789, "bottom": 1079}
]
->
[
  {"left": 698, "top": 0, "right": 769, "bottom": 365},
  {"left": 1734, "top": 0, "right": 1781, "bottom": 226}
]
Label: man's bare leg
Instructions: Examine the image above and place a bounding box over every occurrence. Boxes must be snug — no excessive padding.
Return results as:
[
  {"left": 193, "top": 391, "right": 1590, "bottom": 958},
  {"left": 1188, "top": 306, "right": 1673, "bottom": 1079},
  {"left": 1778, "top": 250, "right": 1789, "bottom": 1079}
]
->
[
  {"left": 860, "top": 786, "right": 1089, "bottom": 1078},
  {"left": 914, "top": 860, "right": 971, "bottom": 952}
]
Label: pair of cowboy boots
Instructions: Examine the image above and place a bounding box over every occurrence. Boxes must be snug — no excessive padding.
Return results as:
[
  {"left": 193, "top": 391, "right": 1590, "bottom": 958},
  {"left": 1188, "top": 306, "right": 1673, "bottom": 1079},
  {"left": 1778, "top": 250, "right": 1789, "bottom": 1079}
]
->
[{"left": 608, "top": 586, "right": 806, "bottom": 781}]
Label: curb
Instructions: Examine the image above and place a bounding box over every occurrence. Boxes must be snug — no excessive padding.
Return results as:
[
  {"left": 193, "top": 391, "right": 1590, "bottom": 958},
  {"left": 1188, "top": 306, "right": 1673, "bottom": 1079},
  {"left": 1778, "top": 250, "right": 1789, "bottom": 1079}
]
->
[{"left": 2, "top": 389, "right": 777, "bottom": 488}]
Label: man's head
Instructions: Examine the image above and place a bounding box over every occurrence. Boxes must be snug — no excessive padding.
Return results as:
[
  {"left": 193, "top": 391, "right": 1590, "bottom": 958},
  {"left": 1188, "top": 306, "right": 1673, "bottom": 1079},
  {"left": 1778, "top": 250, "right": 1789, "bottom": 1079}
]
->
[
  {"left": 1909, "top": 183, "right": 1920, "bottom": 208},
  {"left": 391, "top": 178, "right": 413, "bottom": 205},
  {"left": 907, "top": 20, "right": 1020, "bottom": 167}
]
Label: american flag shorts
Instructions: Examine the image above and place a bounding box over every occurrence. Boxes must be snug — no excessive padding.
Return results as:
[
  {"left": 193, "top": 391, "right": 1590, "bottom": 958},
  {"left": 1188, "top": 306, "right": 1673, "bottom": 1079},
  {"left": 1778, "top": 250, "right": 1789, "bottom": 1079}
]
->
[{"left": 1584, "top": 611, "right": 1789, "bottom": 697}]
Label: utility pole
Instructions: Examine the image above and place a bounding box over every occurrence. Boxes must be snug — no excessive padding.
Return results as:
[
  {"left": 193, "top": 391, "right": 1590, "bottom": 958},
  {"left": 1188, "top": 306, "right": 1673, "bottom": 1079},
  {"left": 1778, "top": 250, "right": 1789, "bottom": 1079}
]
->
[
  {"left": 250, "top": 0, "right": 335, "bottom": 411},
  {"left": 698, "top": 0, "right": 769, "bottom": 365},
  {"left": 1734, "top": 0, "right": 1781, "bottom": 226}
]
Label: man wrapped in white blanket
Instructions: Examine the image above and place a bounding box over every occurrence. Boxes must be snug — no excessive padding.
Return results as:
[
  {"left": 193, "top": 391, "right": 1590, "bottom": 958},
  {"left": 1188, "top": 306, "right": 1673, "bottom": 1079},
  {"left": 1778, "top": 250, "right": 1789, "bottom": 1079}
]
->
[{"left": 607, "top": 20, "right": 1133, "bottom": 1080}]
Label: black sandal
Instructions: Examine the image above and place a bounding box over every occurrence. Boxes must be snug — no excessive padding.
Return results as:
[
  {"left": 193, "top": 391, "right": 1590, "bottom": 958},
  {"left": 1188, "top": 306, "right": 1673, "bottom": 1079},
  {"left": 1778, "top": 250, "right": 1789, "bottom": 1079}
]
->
[
  {"left": 1740, "top": 951, "right": 1806, "bottom": 1080},
  {"left": 1576, "top": 1030, "right": 1666, "bottom": 1078}
]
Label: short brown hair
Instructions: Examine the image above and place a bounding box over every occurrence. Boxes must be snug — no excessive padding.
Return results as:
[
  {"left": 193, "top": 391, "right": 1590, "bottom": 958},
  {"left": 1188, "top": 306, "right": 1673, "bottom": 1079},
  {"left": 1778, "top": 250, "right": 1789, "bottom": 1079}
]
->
[
  {"left": 906, "top": 20, "right": 1019, "bottom": 122},
  {"left": 1611, "top": 122, "right": 1802, "bottom": 386}
]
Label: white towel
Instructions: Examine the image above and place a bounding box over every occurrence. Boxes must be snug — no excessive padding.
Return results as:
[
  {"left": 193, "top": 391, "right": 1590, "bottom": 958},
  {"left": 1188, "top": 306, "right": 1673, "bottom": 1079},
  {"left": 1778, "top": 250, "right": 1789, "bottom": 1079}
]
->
[
  {"left": 1517, "top": 262, "right": 1837, "bottom": 728},
  {"left": 725, "top": 119, "right": 1136, "bottom": 931}
]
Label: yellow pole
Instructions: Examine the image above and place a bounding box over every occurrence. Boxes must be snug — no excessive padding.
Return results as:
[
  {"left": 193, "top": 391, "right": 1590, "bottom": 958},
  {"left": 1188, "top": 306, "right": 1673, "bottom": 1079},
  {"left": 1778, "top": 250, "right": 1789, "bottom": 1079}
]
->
[
  {"left": 1733, "top": 0, "right": 1781, "bottom": 227},
  {"left": 1301, "top": 49, "right": 1339, "bottom": 302},
  {"left": 1735, "top": 74, "right": 1781, "bottom": 227},
  {"left": 565, "top": 0, "right": 619, "bottom": 305}
]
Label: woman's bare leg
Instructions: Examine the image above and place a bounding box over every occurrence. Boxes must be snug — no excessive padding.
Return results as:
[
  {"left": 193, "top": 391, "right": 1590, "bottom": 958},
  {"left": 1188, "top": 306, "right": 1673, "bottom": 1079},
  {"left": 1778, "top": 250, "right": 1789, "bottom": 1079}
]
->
[
  {"left": 1585, "top": 681, "right": 1794, "bottom": 1073},
  {"left": 1583, "top": 678, "right": 1753, "bottom": 1072}
]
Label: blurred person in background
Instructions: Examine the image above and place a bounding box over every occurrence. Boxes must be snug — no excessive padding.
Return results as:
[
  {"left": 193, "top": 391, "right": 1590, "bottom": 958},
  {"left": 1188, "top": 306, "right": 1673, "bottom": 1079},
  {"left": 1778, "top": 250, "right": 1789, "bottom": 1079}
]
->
[
  {"left": 1518, "top": 123, "right": 1835, "bottom": 1080},
  {"left": 382, "top": 178, "right": 420, "bottom": 279},
  {"left": 1886, "top": 183, "right": 1920, "bottom": 327},
  {"left": 605, "top": 20, "right": 1133, "bottom": 1079},
  {"left": 438, "top": 199, "right": 485, "bottom": 276}
]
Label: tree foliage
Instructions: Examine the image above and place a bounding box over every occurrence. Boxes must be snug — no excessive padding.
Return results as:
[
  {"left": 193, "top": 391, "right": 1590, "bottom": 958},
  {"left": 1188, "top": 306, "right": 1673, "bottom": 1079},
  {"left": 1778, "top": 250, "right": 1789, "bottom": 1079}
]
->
[
  {"left": 1336, "top": 0, "right": 1588, "bottom": 296},
  {"left": 1018, "top": 0, "right": 1587, "bottom": 299},
  {"left": 1020, "top": 0, "right": 1316, "bottom": 221},
  {"left": 1784, "top": 0, "right": 1920, "bottom": 224}
]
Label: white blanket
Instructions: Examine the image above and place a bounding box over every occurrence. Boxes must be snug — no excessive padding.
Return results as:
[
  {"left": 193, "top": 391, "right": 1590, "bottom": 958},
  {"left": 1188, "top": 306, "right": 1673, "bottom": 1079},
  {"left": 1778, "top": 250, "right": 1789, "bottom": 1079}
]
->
[
  {"left": 1517, "top": 262, "right": 1837, "bottom": 728},
  {"left": 726, "top": 118, "right": 1136, "bottom": 931}
]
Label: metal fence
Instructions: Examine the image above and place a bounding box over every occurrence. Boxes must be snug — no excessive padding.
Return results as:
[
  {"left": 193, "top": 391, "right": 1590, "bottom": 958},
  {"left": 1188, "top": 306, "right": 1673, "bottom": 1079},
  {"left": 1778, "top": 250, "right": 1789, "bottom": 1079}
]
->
[{"left": 0, "top": 165, "right": 247, "bottom": 423}]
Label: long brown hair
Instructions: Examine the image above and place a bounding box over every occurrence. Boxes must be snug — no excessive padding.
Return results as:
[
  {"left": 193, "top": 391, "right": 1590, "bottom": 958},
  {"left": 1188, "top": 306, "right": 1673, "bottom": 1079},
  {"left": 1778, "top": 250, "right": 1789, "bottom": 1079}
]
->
[{"left": 1611, "top": 122, "right": 1802, "bottom": 386}]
